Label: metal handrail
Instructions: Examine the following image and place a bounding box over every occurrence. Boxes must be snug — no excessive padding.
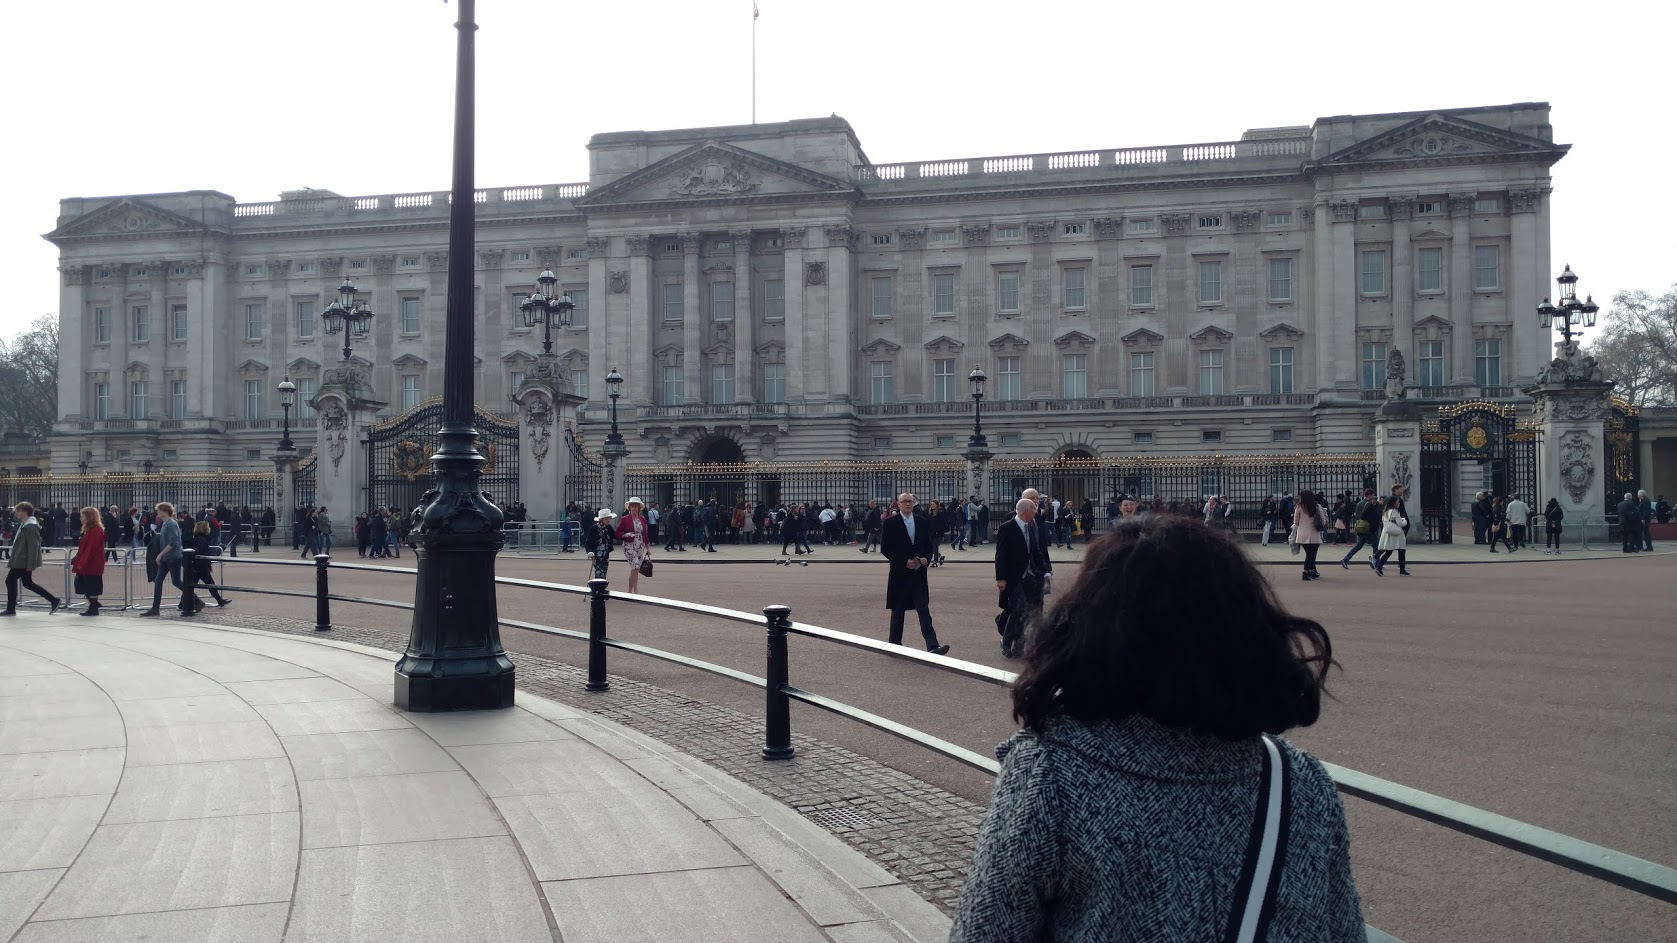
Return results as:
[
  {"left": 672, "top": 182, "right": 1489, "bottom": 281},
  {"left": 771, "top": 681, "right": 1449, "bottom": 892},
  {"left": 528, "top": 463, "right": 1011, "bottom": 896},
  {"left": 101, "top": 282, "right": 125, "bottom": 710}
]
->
[{"left": 199, "top": 555, "right": 1677, "bottom": 928}]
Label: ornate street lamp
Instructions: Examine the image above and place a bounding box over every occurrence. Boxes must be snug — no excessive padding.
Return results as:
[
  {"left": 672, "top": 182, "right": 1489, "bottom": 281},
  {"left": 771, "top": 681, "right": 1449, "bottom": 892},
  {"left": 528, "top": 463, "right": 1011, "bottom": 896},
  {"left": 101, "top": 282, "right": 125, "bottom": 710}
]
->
[
  {"left": 518, "top": 270, "right": 574, "bottom": 355},
  {"left": 394, "top": 0, "right": 515, "bottom": 712},
  {"left": 1535, "top": 264, "right": 1599, "bottom": 347},
  {"left": 604, "top": 367, "right": 625, "bottom": 449},
  {"left": 277, "top": 377, "right": 297, "bottom": 452},
  {"left": 320, "top": 278, "right": 375, "bottom": 361},
  {"left": 967, "top": 365, "right": 989, "bottom": 450},
  {"left": 142, "top": 459, "right": 153, "bottom": 476}
]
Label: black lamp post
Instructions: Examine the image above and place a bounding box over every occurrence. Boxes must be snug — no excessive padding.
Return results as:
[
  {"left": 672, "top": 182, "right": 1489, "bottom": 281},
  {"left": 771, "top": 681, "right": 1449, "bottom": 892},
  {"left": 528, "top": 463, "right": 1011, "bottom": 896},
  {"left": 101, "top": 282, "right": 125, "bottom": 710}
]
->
[
  {"left": 519, "top": 270, "right": 574, "bottom": 355},
  {"left": 78, "top": 459, "right": 88, "bottom": 475},
  {"left": 604, "top": 367, "right": 625, "bottom": 449},
  {"left": 277, "top": 377, "right": 296, "bottom": 452},
  {"left": 320, "top": 278, "right": 375, "bottom": 361},
  {"left": 142, "top": 459, "right": 153, "bottom": 476},
  {"left": 1535, "top": 264, "right": 1599, "bottom": 346},
  {"left": 394, "top": 0, "right": 516, "bottom": 713},
  {"left": 967, "top": 365, "right": 989, "bottom": 450}
]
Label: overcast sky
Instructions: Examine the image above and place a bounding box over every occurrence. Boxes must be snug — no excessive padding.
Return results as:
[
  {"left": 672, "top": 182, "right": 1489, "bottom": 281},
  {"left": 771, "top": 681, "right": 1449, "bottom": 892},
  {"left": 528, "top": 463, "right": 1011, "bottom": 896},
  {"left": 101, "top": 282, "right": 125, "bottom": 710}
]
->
[{"left": 6, "top": 0, "right": 1670, "bottom": 342}]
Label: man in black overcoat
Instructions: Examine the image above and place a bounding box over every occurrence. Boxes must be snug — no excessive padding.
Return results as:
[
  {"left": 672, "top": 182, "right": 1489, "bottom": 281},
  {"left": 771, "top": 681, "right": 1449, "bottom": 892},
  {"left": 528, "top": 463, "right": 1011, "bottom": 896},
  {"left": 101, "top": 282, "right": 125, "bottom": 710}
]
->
[
  {"left": 995, "top": 497, "right": 1052, "bottom": 658},
  {"left": 879, "top": 493, "right": 949, "bottom": 655}
]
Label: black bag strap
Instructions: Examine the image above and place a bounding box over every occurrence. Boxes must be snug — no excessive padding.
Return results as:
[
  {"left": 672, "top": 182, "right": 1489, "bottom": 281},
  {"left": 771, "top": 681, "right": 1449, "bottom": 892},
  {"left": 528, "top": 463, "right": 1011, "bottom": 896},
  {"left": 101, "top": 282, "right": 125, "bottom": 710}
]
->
[{"left": 1223, "top": 734, "right": 1293, "bottom": 943}]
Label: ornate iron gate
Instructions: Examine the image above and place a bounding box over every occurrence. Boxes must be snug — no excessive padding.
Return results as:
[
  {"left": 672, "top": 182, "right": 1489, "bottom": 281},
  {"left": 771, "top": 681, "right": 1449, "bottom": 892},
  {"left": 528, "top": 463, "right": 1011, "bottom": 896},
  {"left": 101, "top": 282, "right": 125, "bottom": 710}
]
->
[
  {"left": 563, "top": 427, "right": 603, "bottom": 510},
  {"left": 294, "top": 455, "right": 317, "bottom": 510},
  {"left": 1604, "top": 396, "right": 1641, "bottom": 513},
  {"left": 367, "top": 399, "right": 519, "bottom": 514},
  {"left": 1419, "top": 402, "right": 1540, "bottom": 544}
]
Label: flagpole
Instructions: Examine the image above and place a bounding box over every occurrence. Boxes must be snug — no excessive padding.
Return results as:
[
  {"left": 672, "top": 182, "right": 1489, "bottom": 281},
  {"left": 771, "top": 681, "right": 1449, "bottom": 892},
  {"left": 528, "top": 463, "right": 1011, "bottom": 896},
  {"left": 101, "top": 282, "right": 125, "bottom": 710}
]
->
[{"left": 751, "top": 3, "right": 758, "bottom": 124}]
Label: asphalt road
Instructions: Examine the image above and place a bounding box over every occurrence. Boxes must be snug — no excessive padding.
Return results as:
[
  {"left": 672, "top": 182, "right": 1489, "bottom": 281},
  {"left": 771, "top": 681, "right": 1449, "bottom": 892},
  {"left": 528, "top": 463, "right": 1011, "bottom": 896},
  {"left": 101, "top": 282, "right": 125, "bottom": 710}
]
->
[{"left": 135, "top": 540, "right": 1677, "bottom": 943}]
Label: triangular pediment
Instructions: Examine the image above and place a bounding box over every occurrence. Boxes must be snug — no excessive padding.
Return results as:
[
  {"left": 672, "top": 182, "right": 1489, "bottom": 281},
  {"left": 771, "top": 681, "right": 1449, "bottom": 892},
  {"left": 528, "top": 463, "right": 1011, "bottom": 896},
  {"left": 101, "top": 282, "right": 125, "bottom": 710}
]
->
[
  {"left": 1258, "top": 322, "right": 1304, "bottom": 341},
  {"left": 923, "top": 335, "right": 965, "bottom": 353},
  {"left": 235, "top": 359, "right": 269, "bottom": 375},
  {"left": 1316, "top": 113, "right": 1567, "bottom": 168},
  {"left": 46, "top": 198, "right": 213, "bottom": 243},
  {"left": 1411, "top": 228, "right": 1451, "bottom": 241},
  {"left": 1414, "top": 315, "right": 1452, "bottom": 330},
  {"left": 391, "top": 354, "right": 428, "bottom": 369},
  {"left": 1121, "top": 328, "right": 1164, "bottom": 347},
  {"left": 860, "top": 338, "right": 902, "bottom": 355},
  {"left": 501, "top": 350, "right": 537, "bottom": 365},
  {"left": 286, "top": 357, "right": 322, "bottom": 374},
  {"left": 654, "top": 344, "right": 685, "bottom": 358},
  {"left": 576, "top": 141, "right": 857, "bottom": 209},
  {"left": 555, "top": 347, "right": 586, "bottom": 363},
  {"left": 1190, "top": 325, "right": 1234, "bottom": 344},
  {"left": 1053, "top": 330, "right": 1097, "bottom": 350},
  {"left": 755, "top": 340, "right": 785, "bottom": 356},
  {"left": 987, "top": 332, "right": 1029, "bottom": 351}
]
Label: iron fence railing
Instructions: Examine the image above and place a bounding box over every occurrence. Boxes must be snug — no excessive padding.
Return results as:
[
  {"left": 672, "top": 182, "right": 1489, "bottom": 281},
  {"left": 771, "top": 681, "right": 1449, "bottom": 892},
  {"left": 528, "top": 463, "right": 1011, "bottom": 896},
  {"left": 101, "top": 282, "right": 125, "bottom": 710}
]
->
[{"left": 100, "top": 553, "right": 1676, "bottom": 942}]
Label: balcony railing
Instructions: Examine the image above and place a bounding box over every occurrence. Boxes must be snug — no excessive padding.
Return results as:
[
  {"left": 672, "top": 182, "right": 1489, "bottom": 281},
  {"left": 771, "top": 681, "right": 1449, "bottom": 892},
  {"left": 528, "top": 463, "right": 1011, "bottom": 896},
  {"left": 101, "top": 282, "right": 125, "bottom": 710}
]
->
[
  {"left": 851, "top": 394, "right": 1319, "bottom": 416},
  {"left": 232, "top": 183, "right": 590, "bottom": 221},
  {"left": 857, "top": 136, "right": 1310, "bottom": 184},
  {"left": 635, "top": 403, "right": 790, "bottom": 421}
]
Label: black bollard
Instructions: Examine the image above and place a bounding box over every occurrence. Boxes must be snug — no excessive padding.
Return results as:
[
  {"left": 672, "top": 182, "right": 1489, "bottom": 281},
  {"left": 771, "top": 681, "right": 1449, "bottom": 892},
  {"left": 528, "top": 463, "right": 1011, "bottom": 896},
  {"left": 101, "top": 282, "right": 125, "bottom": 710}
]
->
[
  {"left": 762, "top": 604, "right": 794, "bottom": 760},
  {"left": 314, "top": 553, "right": 332, "bottom": 631},
  {"left": 585, "top": 578, "right": 609, "bottom": 692}
]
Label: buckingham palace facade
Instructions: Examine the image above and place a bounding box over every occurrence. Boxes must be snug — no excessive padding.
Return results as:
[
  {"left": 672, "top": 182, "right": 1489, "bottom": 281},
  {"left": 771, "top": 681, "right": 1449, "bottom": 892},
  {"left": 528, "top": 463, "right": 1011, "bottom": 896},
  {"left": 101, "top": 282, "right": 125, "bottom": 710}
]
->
[{"left": 45, "top": 102, "right": 1567, "bottom": 473}]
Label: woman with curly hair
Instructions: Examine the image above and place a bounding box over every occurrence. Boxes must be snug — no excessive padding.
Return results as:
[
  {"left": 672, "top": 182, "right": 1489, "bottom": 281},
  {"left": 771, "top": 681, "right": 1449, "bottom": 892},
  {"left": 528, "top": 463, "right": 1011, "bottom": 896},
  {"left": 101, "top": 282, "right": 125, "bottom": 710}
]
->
[{"left": 952, "top": 515, "right": 1364, "bottom": 942}]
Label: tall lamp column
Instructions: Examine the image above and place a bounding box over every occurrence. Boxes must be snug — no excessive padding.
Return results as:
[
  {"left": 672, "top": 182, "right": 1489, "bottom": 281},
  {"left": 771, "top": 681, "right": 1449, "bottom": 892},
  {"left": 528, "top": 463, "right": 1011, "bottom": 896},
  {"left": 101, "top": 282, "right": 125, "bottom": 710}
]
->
[{"left": 277, "top": 377, "right": 296, "bottom": 452}]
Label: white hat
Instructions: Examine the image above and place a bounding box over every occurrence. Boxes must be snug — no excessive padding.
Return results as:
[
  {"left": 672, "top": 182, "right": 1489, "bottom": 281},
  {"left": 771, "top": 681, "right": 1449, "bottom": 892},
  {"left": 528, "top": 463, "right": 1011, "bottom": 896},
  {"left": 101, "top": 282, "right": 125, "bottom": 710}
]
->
[
  {"left": 595, "top": 508, "right": 615, "bottom": 522},
  {"left": 625, "top": 497, "right": 644, "bottom": 509}
]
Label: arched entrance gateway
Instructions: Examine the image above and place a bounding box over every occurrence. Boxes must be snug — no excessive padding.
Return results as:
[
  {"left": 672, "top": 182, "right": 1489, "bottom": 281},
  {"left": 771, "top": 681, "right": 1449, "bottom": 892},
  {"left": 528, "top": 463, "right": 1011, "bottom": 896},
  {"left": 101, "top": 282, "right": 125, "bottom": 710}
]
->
[
  {"left": 1050, "top": 449, "right": 1102, "bottom": 509},
  {"left": 658, "top": 436, "right": 747, "bottom": 509},
  {"left": 1419, "top": 402, "right": 1540, "bottom": 544}
]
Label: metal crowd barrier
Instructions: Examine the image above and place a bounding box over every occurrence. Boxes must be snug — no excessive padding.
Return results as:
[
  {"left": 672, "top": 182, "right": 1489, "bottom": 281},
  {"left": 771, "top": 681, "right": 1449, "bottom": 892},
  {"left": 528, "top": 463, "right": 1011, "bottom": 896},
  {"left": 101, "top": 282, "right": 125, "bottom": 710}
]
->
[{"left": 111, "top": 555, "right": 1677, "bottom": 939}]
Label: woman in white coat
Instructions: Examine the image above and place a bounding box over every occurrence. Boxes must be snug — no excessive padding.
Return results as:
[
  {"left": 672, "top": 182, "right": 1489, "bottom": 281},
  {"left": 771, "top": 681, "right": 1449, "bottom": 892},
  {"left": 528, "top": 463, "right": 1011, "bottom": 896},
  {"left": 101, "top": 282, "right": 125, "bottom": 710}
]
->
[
  {"left": 1373, "top": 496, "right": 1410, "bottom": 576},
  {"left": 1291, "top": 490, "right": 1325, "bottom": 581}
]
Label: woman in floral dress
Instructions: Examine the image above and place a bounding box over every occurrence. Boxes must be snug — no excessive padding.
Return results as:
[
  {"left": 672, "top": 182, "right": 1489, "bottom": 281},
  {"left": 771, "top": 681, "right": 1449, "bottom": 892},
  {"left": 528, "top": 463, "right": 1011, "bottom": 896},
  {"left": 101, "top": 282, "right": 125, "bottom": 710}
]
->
[{"left": 614, "top": 497, "right": 652, "bottom": 594}]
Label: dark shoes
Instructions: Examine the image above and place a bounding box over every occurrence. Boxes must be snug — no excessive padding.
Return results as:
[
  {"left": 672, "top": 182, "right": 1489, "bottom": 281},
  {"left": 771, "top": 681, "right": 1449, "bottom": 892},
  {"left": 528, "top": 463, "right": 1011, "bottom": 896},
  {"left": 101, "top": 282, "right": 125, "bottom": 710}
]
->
[
  {"left": 138, "top": 609, "right": 160, "bottom": 618},
  {"left": 49, "top": 599, "right": 62, "bottom": 615},
  {"left": 79, "top": 605, "right": 101, "bottom": 617},
  {"left": 0, "top": 610, "right": 14, "bottom": 617},
  {"left": 217, "top": 599, "right": 232, "bottom": 608},
  {"left": 929, "top": 644, "right": 950, "bottom": 656}
]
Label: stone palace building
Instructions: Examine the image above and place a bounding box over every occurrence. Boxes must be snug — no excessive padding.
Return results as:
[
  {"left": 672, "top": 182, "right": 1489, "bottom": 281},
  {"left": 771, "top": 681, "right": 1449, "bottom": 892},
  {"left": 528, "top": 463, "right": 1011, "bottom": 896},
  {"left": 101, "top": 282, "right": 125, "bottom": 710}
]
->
[{"left": 47, "top": 101, "right": 1568, "bottom": 474}]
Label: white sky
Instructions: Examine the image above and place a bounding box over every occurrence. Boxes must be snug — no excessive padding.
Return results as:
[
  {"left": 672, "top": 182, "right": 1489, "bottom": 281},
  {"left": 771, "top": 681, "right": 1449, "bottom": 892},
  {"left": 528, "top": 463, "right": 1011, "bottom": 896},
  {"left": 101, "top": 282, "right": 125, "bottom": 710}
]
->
[{"left": 6, "top": 0, "right": 1671, "bottom": 341}]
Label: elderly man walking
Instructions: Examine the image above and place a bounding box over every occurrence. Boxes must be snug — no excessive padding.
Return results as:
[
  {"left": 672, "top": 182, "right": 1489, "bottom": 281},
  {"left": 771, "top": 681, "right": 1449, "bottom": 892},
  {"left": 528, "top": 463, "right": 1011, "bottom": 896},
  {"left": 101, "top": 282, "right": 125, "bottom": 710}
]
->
[
  {"left": 1617, "top": 493, "right": 1641, "bottom": 553},
  {"left": 879, "top": 493, "right": 950, "bottom": 655},
  {"left": 995, "top": 497, "right": 1052, "bottom": 659}
]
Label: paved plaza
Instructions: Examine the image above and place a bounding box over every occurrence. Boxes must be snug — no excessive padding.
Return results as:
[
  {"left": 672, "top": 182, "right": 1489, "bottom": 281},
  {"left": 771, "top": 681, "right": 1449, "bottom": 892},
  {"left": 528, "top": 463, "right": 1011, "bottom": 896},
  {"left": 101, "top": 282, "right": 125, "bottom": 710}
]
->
[
  {"left": 2, "top": 539, "right": 1673, "bottom": 942},
  {"left": 0, "top": 617, "right": 948, "bottom": 943}
]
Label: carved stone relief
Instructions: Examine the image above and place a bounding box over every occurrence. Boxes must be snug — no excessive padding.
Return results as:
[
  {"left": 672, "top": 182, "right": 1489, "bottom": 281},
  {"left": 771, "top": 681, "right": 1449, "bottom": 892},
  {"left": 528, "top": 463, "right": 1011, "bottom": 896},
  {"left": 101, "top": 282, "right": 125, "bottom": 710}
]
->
[
  {"left": 523, "top": 395, "right": 553, "bottom": 472},
  {"left": 1391, "top": 135, "right": 1471, "bottom": 158},
  {"left": 478, "top": 248, "right": 505, "bottom": 268},
  {"left": 805, "top": 261, "right": 827, "bottom": 286},
  {"left": 1559, "top": 430, "right": 1595, "bottom": 505},
  {"left": 322, "top": 402, "right": 349, "bottom": 471},
  {"left": 669, "top": 159, "right": 759, "bottom": 196},
  {"left": 962, "top": 224, "right": 990, "bottom": 244},
  {"left": 625, "top": 235, "right": 651, "bottom": 256},
  {"left": 1389, "top": 453, "right": 1413, "bottom": 497},
  {"left": 608, "top": 271, "right": 629, "bottom": 293}
]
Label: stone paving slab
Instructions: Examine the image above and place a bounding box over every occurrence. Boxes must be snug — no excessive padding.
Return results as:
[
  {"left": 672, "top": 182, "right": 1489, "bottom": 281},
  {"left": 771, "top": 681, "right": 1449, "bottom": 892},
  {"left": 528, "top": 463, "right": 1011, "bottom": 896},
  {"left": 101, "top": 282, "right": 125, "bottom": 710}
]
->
[{"left": 0, "top": 616, "right": 952, "bottom": 943}]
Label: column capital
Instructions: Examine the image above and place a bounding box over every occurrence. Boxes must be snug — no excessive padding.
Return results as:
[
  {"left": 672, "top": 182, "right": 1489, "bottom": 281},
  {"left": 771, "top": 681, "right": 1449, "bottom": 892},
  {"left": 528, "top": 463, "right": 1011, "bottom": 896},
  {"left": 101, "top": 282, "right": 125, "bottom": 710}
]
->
[
  {"left": 625, "top": 234, "right": 652, "bottom": 256},
  {"left": 1507, "top": 189, "right": 1540, "bottom": 214},
  {"left": 1448, "top": 193, "right": 1477, "bottom": 217},
  {"left": 729, "top": 228, "right": 754, "bottom": 243},
  {"left": 680, "top": 232, "right": 703, "bottom": 253},
  {"left": 1387, "top": 196, "right": 1416, "bottom": 221},
  {"left": 780, "top": 226, "right": 806, "bottom": 248},
  {"left": 896, "top": 228, "right": 926, "bottom": 250}
]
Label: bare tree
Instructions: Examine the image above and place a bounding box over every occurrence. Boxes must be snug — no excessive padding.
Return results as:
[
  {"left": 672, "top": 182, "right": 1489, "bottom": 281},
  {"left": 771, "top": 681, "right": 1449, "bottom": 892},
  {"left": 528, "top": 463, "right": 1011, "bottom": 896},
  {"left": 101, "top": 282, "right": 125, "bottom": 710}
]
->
[
  {"left": 1588, "top": 286, "right": 1677, "bottom": 407},
  {"left": 0, "top": 315, "right": 59, "bottom": 438}
]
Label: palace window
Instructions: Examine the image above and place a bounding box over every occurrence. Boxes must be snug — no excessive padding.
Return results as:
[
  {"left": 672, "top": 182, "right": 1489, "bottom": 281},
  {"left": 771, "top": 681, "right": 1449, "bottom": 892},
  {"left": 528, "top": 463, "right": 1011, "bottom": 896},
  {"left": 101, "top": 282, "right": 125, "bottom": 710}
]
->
[
  {"left": 170, "top": 380, "right": 186, "bottom": 419},
  {"left": 93, "top": 382, "right": 109, "bottom": 420},
  {"left": 94, "top": 308, "right": 111, "bottom": 343},
  {"left": 1267, "top": 212, "right": 1293, "bottom": 226},
  {"left": 1361, "top": 342, "right": 1387, "bottom": 390},
  {"left": 1358, "top": 204, "right": 1387, "bottom": 218},
  {"left": 1062, "top": 354, "right": 1087, "bottom": 399},
  {"left": 1129, "top": 352, "right": 1155, "bottom": 397},
  {"left": 400, "top": 375, "right": 420, "bottom": 410},
  {"left": 1130, "top": 265, "right": 1154, "bottom": 306},
  {"left": 871, "top": 276, "right": 893, "bottom": 318},
  {"left": 132, "top": 305, "right": 149, "bottom": 342},
  {"left": 1063, "top": 223, "right": 1086, "bottom": 236},
  {"left": 1133, "top": 432, "right": 1153, "bottom": 445},
  {"left": 1417, "top": 247, "right": 1444, "bottom": 293},
  {"left": 997, "top": 273, "right": 1020, "bottom": 314},
  {"left": 1475, "top": 339, "right": 1502, "bottom": 387},
  {"left": 762, "top": 363, "right": 785, "bottom": 404},
  {"left": 172, "top": 304, "right": 189, "bottom": 340},
  {"left": 933, "top": 273, "right": 956, "bottom": 316},
  {"left": 1474, "top": 246, "right": 1500, "bottom": 290},
  {"left": 568, "top": 289, "right": 588, "bottom": 329},
  {"left": 243, "top": 380, "right": 261, "bottom": 418},
  {"left": 933, "top": 230, "right": 956, "bottom": 244},
  {"left": 1198, "top": 260, "right": 1223, "bottom": 304},
  {"left": 402, "top": 297, "right": 422, "bottom": 335},
  {"left": 712, "top": 364, "right": 734, "bottom": 404},
  {"left": 245, "top": 303, "right": 264, "bottom": 340},
  {"left": 762, "top": 279, "right": 785, "bottom": 321},
  {"left": 1269, "top": 347, "right": 1294, "bottom": 394},
  {"left": 932, "top": 358, "right": 956, "bottom": 402},
  {"left": 1417, "top": 340, "right": 1445, "bottom": 387},
  {"left": 1198, "top": 349, "right": 1225, "bottom": 395},
  {"left": 662, "top": 284, "right": 683, "bottom": 322},
  {"left": 1197, "top": 214, "right": 1223, "bottom": 230},
  {"left": 1416, "top": 200, "right": 1442, "bottom": 215},
  {"left": 570, "top": 371, "right": 588, "bottom": 399},
  {"left": 297, "top": 378, "right": 316, "bottom": 418},
  {"left": 996, "top": 356, "right": 1021, "bottom": 401},
  {"left": 1361, "top": 250, "right": 1387, "bottom": 295},
  {"left": 870, "top": 361, "right": 893, "bottom": 404},
  {"left": 132, "top": 381, "right": 150, "bottom": 420},
  {"left": 1129, "top": 219, "right": 1155, "bottom": 233},
  {"left": 1272, "top": 429, "right": 1294, "bottom": 442},
  {"left": 711, "top": 280, "right": 734, "bottom": 322},
  {"left": 511, "top": 251, "right": 530, "bottom": 263},
  {"left": 996, "top": 226, "right": 1021, "bottom": 239},
  {"left": 1474, "top": 197, "right": 1501, "bottom": 213},
  {"left": 1267, "top": 258, "right": 1293, "bottom": 302},
  {"left": 662, "top": 365, "right": 684, "bottom": 405},
  {"left": 1062, "top": 267, "right": 1086, "bottom": 309}
]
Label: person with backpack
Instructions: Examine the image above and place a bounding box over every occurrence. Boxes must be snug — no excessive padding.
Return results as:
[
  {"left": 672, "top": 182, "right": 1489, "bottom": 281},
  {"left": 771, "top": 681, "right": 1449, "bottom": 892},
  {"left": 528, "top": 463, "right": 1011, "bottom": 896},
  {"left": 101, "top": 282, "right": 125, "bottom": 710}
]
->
[
  {"left": 1339, "top": 488, "right": 1381, "bottom": 570},
  {"left": 1542, "top": 497, "right": 1565, "bottom": 554}
]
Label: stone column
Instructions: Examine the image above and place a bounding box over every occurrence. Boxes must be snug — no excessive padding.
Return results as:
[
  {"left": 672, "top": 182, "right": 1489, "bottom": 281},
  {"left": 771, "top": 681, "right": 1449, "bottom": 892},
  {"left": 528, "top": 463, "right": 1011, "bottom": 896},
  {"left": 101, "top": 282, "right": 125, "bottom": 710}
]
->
[
  {"left": 782, "top": 228, "right": 806, "bottom": 403},
  {"left": 624, "top": 235, "right": 652, "bottom": 406},
  {"left": 681, "top": 233, "right": 702, "bottom": 404},
  {"left": 732, "top": 229, "right": 755, "bottom": 403},
  {"left": 311, "top": 363, "right": 385, "bottom": 518},
  {"left": 1328, "top": 201, "right": 1357, "bottom": 392},
  {"left": 1528, "top": 352, "right": 1615, "bottom": 538},
  {"left": 963, "top": 444, "right": 992, "bottom": 506},
  {"left": 272, "top": 448, "right": 300, "bottom": 516},
  {"left": 584, "top": 237, "right": 609, "bottom": 411},
  {"left": 1373, "top": 401, "right": 1422, "bottom": 510},
  {"left": 511, "top": 363, "right": 586, "bottom": 522},
  {"left": 1389, "top": 197, "right": 1415, "bottom": 372},
  {"left": 1507, "top": 190, "right": 1541, "bottom": 383},
  {"left": 1309, "top": 205, "right": 1333, "bottom": 395},
  {"left": 110, "top": 263, "right": 130, "bottom": 415},
  {"left": 1448, "top": 194, "right": 1476, "bottom": 384},
  {"left": 602, "top": 440, "right": 629, "bottom": 520},
  {"left": 823, "top": 225, "right": 857, "bottom": 405},
  {"left": 58, "top": 264, "right": 88, "bottom": 420}
]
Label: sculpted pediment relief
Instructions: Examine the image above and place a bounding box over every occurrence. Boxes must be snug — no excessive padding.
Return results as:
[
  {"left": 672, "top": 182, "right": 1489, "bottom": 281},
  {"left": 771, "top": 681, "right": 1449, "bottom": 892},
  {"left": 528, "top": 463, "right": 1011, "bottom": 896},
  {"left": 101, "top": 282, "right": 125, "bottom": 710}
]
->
[
  {"left": 47, "top": 197, "right": 213, "bottom": 242},
  {"left": 501, "top": 350, "right": 537, "bottom": 365},
  {"left": 1258, "top": 322, "right": 1304, "bottom": 341},
  {"left": 576, "top": 141, "right": 857, "bottom": 208},
  {"left": 1411, "top": 228, "right": 1452, "bottom": 241},
  {"left": 391, "top": 354, "right": 428, "bottom": 369},
  {"left": 1190, "top": 325, "right": 1234, "bottom": 345},
  {"left": 923, "top": 335, "right": 965, "bottom": 354},
  {"left": 287, "top": 357, "right": 322, "bottom": 374},
  {"left": 988, "top": 332, "right": 1029, "bottom": 352},
  {"left": 1053, "top": 330, "right": 1097, "bottom": 350},
  {"left": 1316, "top": 113, "right": 1566, "bottom": 168},
  {"left": 1121, "top": 328, "right": 1164, "bottom": 348},
  {"left": 860, "top": 338, "right": 902, "bottom": 355}
]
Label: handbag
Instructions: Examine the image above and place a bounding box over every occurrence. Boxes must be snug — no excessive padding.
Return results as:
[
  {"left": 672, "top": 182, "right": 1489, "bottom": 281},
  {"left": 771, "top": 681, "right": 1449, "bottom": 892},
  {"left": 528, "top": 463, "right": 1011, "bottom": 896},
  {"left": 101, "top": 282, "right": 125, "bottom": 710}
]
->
[
  {"left": 1223, "top": 734, "right": 1291, "bottom": 943},
  {"left": 638, "top": 559, "right": 653, "bottom": 578},
  {"left": 1382, "top": 517, "right": 1404, "bottom": 537},
  {"left": 1287, "top": 525, "right": 1300, "bottom": 555},
  {"left": 1352, "top": 519, "right": 1370, "bottom": 535}
]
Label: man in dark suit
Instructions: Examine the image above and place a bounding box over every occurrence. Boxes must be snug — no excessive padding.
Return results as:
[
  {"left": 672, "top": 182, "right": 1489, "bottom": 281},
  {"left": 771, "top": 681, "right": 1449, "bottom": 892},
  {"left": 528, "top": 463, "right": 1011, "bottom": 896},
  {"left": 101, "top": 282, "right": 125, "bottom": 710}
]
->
[
  {"left": 1617, "top": 493, "right": 1641, "bottom": 553},
  {"left": 879, "top": 493, "right": 949, "bottom": 655},
  {"left": 995, "top": 497, "right": 1052, "bottom": 659}
]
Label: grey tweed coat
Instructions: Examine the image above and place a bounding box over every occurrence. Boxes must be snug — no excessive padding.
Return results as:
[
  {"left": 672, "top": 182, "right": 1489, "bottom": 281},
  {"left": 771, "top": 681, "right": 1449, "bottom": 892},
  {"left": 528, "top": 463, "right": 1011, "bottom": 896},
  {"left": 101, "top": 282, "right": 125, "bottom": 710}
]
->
[{"left": 950, "top": 716, "right": 1364, "bottom": 943}]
